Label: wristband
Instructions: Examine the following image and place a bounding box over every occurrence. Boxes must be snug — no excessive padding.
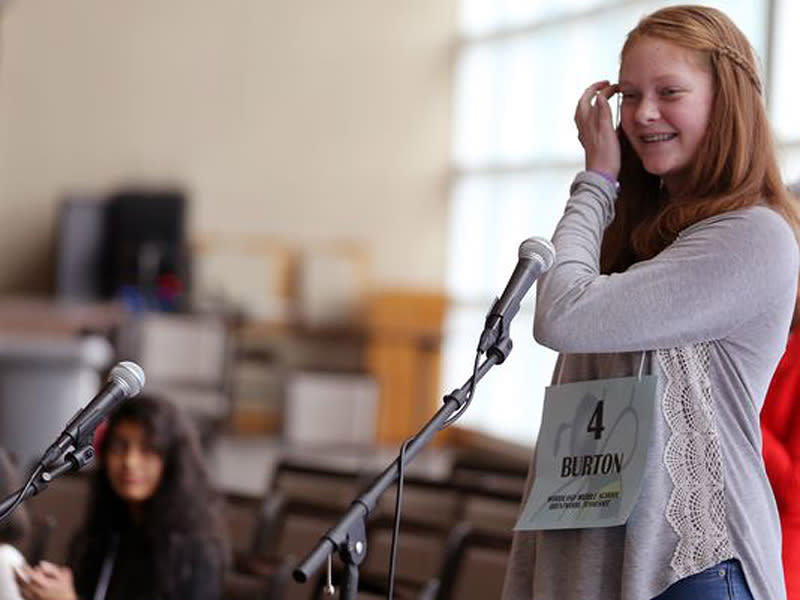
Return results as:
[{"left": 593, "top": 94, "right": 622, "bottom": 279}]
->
[{"left": 587, "top": 168, "right": 617, "bottom": 185}]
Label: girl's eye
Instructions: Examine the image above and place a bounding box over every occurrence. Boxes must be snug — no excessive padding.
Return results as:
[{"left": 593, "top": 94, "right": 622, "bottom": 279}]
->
[
  {"left": 142, "top": 444, "right": 160, "bottom": 456},
  {"left": 660, "top": 88, "right": 682, "bottom": 97},
  {"left": 107, "top": 440, "right": 127, "bottom": 454},
  {"left": 620, "top": 92, "right": 638, "bottom": 102}
]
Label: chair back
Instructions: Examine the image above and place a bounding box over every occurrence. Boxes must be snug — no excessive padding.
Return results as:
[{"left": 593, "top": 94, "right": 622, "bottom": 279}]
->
[
  {"left": 117, "top": 313, "right": 232, "bottom": 440},
  {"left": 25, "top": 473, "right": 91, "bottom": 564},
  {"left": 434, "top": 523, "right": 512, "bottom": 600}
]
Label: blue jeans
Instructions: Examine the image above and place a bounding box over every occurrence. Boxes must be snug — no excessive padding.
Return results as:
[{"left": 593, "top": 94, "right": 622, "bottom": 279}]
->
[{"left": 652, "top": 560, "right": 754, "bottom": 600}]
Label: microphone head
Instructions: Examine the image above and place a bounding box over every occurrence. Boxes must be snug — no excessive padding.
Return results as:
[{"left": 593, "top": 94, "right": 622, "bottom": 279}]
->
[
  {"left": 108, "top": 361, "right": 146, "bottom": 398},
  {"left": 519, "top": 236, "right": 556, "bottom": 271}
]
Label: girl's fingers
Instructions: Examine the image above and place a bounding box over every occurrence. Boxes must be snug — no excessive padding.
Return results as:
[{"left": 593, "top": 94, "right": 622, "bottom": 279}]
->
[
  {"left": 27, "top": 571, "right": 50, "bottom": 587},
  {"left": 598, "top": 83, "right": 619, "bottom": 100},
  {"left": 14, "top": 565, "right": 32, "bottom": 583},
  {"left": 576, "top": 80, "right": 610, "bottom": 122},
  {"left": 38, "top": 561, "right": 59, "bottom": 576},
  {"left": 594, "top": 93, "right": 612, "bottom": 124},
  {"left": 18, "top": 585, "right": 35, "bottom": 600}
]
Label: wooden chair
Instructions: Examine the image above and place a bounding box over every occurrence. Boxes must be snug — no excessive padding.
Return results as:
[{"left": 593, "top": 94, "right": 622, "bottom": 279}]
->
[
  {"left": 307, "top": 516, "right": 448, "bottom": 600},
  {"left": 458, "top": 487, "right": 522, "bottom": 536},
  {"left": 269, "top": 461, "right": 363, "bottom": 514},
  {"left": 224, "top": 554, "right": 294, "bottom": 600},
  {"left": 373, "top": 475, "right": 463, "bottom": 531},
  {"left": 23, "top": 472, "right": 91, "bottom": 564},
  {"left": 257, "top": 500, "right": 343, "bottom": 600},
  {"left": 448, "top": 458, "right": 527, "bottom": 501},
  {"left": 421, "top": 522, "right": 512, "bottom": 600},
  {"left": 223, "top": 491, "right": 268, "bottom": 558}
]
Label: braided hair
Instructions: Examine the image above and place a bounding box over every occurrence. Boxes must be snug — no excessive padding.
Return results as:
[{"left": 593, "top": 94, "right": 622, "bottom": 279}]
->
[{"left": 600, "top": 4, "right": 798, "bottom": 273}]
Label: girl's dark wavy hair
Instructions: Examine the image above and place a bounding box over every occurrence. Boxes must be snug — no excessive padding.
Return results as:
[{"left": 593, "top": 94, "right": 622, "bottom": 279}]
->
[{"left": 74, "top": 394, "right": 228, "bottom": 598}]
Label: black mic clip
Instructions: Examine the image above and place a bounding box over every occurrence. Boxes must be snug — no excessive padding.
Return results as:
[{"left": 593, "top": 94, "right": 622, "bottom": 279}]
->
[
  {"left": 478, "top": 298, "right": 518, "bottom": 362},
  {"left": 64, "top": 443, "right": 97, "bottom": 471},
  {"left": 39, "top": 406, "right": 97, "bottom": 471},
  {"left": 35, "top": 443, "right": 97, "bottom": 497},
  {"left": 25, "top": 441, "right": 97, "bottom": 504},
  {"left": 40, "top": 429, "right": 97, "bottom": 475}
]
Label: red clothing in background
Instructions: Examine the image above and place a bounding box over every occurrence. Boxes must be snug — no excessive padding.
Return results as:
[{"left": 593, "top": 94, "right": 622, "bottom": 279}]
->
[{"left": 762, "top": 329, "right": 800, "bottom": 600}]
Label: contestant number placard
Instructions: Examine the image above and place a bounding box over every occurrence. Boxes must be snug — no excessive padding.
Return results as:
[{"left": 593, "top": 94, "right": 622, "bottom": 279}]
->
[{"left": 515, "top": 375, "right": 656, "bottom": 530}]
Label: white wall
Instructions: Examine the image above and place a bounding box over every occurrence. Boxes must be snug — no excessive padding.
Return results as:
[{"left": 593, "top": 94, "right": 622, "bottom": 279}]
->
[{"left": 0, "top": 0, "right": 456, "bottom": 292}]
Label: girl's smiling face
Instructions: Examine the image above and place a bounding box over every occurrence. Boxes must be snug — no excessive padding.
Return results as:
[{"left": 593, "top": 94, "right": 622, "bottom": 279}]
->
[{"left": 618, "top": 36, "right": 714, "bottom": 195}]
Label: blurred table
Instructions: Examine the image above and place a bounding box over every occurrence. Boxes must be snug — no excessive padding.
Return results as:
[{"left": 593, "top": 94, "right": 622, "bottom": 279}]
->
[
  {"left": 0, "top": 296, "right": 122, "bottom": 469},
  {"left": 0, "top": 296, "right": 127, "bottom": 337}
]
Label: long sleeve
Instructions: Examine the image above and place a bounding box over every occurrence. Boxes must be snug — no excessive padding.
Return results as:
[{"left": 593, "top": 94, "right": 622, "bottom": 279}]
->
[
  {"left": 534, "top": 171, "right": 799, "bottom": 354},
  {"left": 0, "top": 546, "right": 25, "bottom": 600}
]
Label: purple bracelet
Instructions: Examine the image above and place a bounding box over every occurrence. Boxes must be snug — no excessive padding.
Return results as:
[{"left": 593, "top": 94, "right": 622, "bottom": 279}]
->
[{"left": 587, "top": 168, "right": 618, "bottom": 186}]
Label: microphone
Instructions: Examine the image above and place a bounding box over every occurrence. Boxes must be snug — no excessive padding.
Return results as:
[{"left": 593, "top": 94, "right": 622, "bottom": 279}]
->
[
  {"left": 40, "top": 361, "right": 146, "bottom": 468},
  {"left": 478, "top": 236, "right": 556, "bottom": 354}
]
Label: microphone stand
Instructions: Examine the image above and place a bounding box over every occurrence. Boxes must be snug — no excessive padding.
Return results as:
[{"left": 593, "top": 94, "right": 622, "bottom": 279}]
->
[
  {"left": 0, "top": 439, "right": 97, "bottom": 525},
  {"left": 293, "top": 335, "right": 514, "bottom": 599}
]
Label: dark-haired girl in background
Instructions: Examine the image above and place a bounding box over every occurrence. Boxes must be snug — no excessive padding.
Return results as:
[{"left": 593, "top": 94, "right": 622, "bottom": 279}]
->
[{"left": 16, "top": 395, "right": 229, "bottom": 600}]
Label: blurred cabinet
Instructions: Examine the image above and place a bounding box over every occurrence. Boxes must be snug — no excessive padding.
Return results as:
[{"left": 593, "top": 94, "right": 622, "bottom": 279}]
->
[
  {"left": 117, "top": 313, "right": 232, "bottom": 441},
  {"left": 229, "top": 322, "right": 366, "bottom": 436},
  {"left": 0, "top": 297, "right": 121, "bottom": 470},
  {"left": 284, "top": 371, "right": 378, "bottom": 445},
  {"left": 0, "top": 334, "right": 113, "bottom": 471},
  {"left": 228, "top": 290, "right": 447, "bottom": 445},
  {"left": 365, "top": 291, "right": 447, "bottom": 444}
]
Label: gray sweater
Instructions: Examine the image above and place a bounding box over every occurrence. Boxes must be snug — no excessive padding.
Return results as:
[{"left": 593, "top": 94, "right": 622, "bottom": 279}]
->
[{"left": 503, "top": 171, "right": 799, "bottom": 600}]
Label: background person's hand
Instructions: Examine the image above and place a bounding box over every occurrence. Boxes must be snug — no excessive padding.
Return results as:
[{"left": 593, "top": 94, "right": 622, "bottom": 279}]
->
[
  {"left": 575, "top": 80, "right": 620, "bottom": 179},
  {"left": 14, "top": 561, "right": 77, "bottom": 600}
]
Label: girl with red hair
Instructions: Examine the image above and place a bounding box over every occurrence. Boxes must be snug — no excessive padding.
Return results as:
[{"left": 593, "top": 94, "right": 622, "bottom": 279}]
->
[{"left": 504, "top": 6, "right": 799, "bottom": 600}]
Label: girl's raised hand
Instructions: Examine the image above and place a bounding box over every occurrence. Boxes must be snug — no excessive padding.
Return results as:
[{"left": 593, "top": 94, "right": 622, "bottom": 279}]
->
[
  {"left": 574, "top": 80, "right": 620, "bottom": 179},
  {"left": 14, "top": 562, "right": 77, "bottom": 600}
]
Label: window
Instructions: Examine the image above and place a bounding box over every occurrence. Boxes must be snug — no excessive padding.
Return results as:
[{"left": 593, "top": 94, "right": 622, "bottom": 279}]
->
[
  {"left": 443, "top": 0, "right": 789, "bottom": 447},
  {"left": 772, "top": 0, "right": 800, "bottom": 181}
]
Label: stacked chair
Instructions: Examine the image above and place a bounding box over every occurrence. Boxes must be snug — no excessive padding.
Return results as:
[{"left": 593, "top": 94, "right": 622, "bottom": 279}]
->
[
  {"left": 15, "top": 451, "right": 529, "bottom": 600},
  {"left": 232, "top": 456, "right": 527, "bottom": 600}
]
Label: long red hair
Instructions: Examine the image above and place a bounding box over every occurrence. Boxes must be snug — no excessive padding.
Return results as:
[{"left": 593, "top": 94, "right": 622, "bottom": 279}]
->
[{"left": 601, "top": 5, "right": 800, "bottom": 273}]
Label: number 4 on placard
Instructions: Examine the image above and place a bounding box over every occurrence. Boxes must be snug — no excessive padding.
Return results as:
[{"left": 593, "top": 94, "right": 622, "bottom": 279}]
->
[{"left": 587, "top": 400, "right": 605, "bottom": 440}]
